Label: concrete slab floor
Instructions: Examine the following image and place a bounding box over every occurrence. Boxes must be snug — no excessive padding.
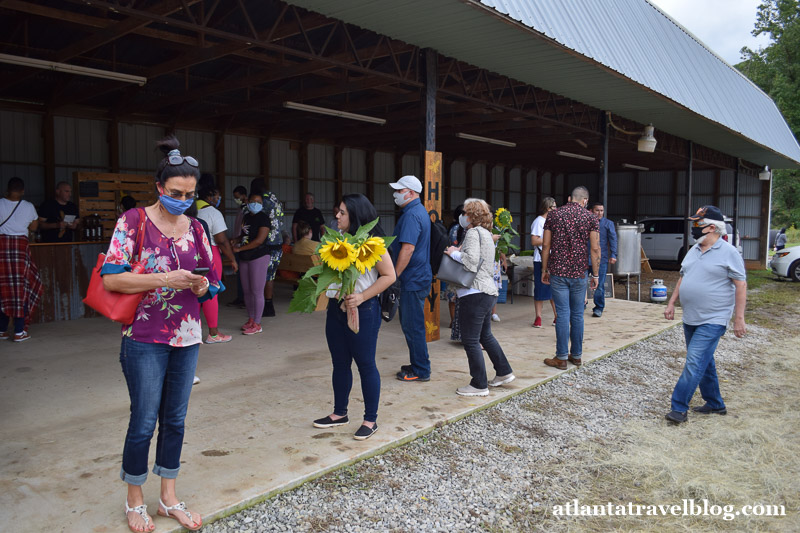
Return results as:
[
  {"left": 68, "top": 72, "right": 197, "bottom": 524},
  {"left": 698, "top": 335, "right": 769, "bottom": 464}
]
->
[{"left": 0, "top": 287, "right": 678, "bottom": 533}]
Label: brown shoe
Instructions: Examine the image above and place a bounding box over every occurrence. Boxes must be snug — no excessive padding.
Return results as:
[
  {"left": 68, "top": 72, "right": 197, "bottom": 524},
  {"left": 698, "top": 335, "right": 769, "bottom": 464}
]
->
[
  {"left": 568, "top": 356, "right": 582, "bottom": 367},
  {"left": 543, "top": 357, "right": 567, "bottom": 370}
]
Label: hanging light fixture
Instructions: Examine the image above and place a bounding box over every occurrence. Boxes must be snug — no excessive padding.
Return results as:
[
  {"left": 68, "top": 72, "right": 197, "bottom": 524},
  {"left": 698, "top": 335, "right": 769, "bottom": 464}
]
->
[
  {"left": 759, "top": 166, "right": 771, "bottom": 181},
  {"left": 556, "top": 151, "right": 595, "bottom": 162},
  {"left": 606, "top": 112, "right": 657, "bottom": 153},
  {"left": 455, "top": 132, "right": 516, "bottom": 148},
  {"left": 283, "top": 101, "right": 386, "bottom": 125}
]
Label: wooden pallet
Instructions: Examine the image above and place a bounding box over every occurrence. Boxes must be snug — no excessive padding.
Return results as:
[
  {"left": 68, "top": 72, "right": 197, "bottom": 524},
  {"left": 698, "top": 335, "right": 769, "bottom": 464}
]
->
[
  {"left": 640, "top": 246, "right": 653, "bottom": 273},
  {"left": 74, "top": 172, "right": 156, "bottom": 240}
]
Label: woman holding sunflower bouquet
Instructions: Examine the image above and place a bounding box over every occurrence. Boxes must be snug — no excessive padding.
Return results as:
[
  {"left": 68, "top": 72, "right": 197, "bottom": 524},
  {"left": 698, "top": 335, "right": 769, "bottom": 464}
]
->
[{"left": 312, "top": 194, "right": 396, "bottom": 440}]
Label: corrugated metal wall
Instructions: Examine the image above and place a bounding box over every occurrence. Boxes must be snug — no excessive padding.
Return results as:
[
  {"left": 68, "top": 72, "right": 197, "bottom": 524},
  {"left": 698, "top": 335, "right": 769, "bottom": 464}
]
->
[
  {"left": 0, "top": 108, "right": 767, "bottom": 261},
  {"left": 0, "top": 110, "right": 45, "bottom": 205}
]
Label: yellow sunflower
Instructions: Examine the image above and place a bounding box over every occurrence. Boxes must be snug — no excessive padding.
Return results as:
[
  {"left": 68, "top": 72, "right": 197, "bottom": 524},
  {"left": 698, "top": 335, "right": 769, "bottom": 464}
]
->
[
  {"left": 494, "top": 207, "right": 513, "bottom": 228},
  {"left": 354, "top": 237, "right": 387, "bottom": 274},
  {"left": 319, "top": 238, "right": 357, "bottom": 271}
]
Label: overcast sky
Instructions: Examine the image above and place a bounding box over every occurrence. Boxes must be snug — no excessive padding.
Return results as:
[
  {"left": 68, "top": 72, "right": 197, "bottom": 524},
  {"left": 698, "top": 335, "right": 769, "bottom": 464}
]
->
[{"left": 648, "top": 0, "right": 773, "bottom": 64}]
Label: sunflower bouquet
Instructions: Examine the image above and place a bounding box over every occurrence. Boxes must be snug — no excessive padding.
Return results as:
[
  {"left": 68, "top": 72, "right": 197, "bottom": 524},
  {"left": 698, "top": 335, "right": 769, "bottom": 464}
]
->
[
  {"left": 492, "top": 207, "right": 519, "bottom": 261},
  {"left": 288, "top": 218, "right": 394, "bottom": 333}
]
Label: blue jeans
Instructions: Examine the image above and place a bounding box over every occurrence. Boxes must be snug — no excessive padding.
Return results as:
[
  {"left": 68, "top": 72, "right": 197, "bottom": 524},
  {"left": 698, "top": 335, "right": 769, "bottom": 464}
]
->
[
  {"left": 325, "top": 297, "right": 382, "bottom": 422},
  {"left": 119, "top": 337, "right": 199, "bottom": 485},
  {"left": 550, "top": 275, "right": 588, "bottom": 359},
  {"left": 399, "top": 289, "right": 430, "bottom": 378},
  {"left": 670, "top": 323, "right": 727, "bottom": 413},
  {"left": 592, "top": 262, "right": 609, "bottom": 313},
  {"left": 458, "top": 292, "right": 513, "bottom": 389}
]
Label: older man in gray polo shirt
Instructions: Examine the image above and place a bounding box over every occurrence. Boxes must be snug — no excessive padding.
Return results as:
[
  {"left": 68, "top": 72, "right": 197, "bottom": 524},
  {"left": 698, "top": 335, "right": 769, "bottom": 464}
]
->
[{"left": 664, "top": 205, "right": 747, "bottom": 424}]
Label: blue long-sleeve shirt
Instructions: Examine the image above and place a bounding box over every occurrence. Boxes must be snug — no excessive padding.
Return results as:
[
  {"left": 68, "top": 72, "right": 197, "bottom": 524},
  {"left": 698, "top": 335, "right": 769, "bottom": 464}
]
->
[{"left": 588, "top": 217, "right": 617, "bottom": 266}]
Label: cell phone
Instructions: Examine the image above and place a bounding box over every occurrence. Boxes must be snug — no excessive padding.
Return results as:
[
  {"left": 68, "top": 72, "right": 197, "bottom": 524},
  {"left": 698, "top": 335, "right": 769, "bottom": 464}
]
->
[{"left": 191, "top": 267, "right": 210, "bottom": 275}]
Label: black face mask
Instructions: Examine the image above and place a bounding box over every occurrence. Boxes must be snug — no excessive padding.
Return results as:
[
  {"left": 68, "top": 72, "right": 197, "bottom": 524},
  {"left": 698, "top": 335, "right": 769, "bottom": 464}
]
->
[{"left": 691, "top": 225, "right": 709, "bottom": 240}]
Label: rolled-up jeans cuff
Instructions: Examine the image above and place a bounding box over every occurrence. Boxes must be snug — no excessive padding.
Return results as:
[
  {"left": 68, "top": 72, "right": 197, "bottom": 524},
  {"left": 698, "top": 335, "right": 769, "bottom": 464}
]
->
[
  {"left": 556, "top": 355, "right": 568, "bottom": 361},
  {"left": 120, "top": 467, "right": 148, "bottom": 486},
  {"left": 153, "top": 463, "right": 180, "bottom": 479}
]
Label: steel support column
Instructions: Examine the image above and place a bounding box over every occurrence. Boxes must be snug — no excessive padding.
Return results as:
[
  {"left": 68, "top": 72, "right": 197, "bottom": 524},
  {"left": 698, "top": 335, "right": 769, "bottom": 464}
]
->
[
  {"left": 683, "top": 141, "right": 693, "bottom": 255},
  {"left": 599, "top": 111, "right": 609, "bottom": 211}
]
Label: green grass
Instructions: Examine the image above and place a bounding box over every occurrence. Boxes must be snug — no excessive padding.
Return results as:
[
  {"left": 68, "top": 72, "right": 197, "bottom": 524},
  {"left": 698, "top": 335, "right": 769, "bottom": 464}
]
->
[{"left": 746, "top": 269, "right": 800, "bottom": 329}]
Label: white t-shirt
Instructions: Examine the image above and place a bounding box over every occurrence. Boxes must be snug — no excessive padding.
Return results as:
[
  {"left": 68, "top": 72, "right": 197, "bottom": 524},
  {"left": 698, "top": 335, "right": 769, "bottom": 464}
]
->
[
  {"left": 0, "top": 198, "right": 38, "bottom": 236},
  {"left": 196, "top": 206, "right": 228, "bottom": 246},
  {"left": 530, "top": 215, "right": 546, "bottom": 262}
]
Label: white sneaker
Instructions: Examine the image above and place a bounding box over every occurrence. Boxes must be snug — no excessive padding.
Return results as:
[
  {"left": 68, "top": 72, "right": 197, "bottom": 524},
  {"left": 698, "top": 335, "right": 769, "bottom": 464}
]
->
[
  {"left": 193, "top": 376, "right": 200, "bottom": 385},
  {"left": 456, "top": 384, "right": 489, "bottom": 397},
  {"left": 488, "top": 373, "right": 515, "bottom": 387},
  {"left": 491, "top": 314, "right": 500, "bottom": 322}
]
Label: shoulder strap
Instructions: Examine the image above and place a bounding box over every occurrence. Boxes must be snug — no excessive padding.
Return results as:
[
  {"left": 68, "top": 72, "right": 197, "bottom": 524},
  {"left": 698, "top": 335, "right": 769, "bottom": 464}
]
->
[
  {"left": 0, "top": 200, "right": 22, "bottom": 229},
  {"left": 133, "top": 208, "right": 147, "bottom": 262}
]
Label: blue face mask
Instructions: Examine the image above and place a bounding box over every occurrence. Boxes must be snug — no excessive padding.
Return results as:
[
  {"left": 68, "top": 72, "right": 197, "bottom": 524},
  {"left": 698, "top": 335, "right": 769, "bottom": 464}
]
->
[
  {"left": 159, "top": 191, "right": 194, "bottom": 215},
  {"left": 215, "top": 197, "right": 221, "bottom": 208},
  {"left": 248, "top": 202, "right": 263, "bottom": 214}
]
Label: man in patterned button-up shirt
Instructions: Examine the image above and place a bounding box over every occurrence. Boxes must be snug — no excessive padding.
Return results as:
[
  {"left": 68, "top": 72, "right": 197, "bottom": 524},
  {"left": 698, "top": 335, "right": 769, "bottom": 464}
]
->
[{"left": 541, "top": 186, "right": 600, "bottom": 370}]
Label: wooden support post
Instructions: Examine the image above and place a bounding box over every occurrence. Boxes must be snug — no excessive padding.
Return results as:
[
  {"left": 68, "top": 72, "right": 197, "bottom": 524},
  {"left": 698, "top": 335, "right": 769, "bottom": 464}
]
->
[
  {"left": 108, "top": 118, "right": 120, "bottom": 174},
  {"left": 365, "top": 149, "right": 374, "bottom": 203},
  {"left": 424, "top": 150, "right": 442, "bottom": 342},
  {"left": 600, "top": 112, "right": 609, "bottom": 212},
  {"left": 632, "top": 171, "right": 640, "bottom": 222},
  {"left": 520, "top": 167, "right": 528, "bottom": 251},
  {"left": 259, "top": 133, "right": 270, "bottom": 189},
  {"left": 733, "top": 164, "right": 741, "bottom": 242},
  {"left": 334, "top": 146, "right": 344, "bottom": 202},
  {"left": 300, "top": 141, "right": 309, "bottom": 199},
  {"left": 214, "top": 132, "right": 226, "bottom": 198},
  {"left": 43, "top": 112, "right": 55, "bottom": 199}
]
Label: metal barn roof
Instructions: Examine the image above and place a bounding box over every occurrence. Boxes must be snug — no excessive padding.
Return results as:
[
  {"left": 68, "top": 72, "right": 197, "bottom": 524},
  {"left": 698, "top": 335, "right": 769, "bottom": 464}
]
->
[{"left": 286, "top": 0, "right": 800, "bottom": 169}]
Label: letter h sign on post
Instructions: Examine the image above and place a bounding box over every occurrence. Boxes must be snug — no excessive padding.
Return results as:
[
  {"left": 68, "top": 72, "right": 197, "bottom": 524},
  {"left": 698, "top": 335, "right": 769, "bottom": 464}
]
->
[{"left": 424, "top": 150, "right": 442, "bottom": 342}]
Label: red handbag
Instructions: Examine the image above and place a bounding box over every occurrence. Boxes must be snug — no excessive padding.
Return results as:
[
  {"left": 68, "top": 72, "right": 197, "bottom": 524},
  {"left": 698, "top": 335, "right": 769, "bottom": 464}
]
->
[{"left": 83, "top": 208, "right": 147, "bottom": 324}]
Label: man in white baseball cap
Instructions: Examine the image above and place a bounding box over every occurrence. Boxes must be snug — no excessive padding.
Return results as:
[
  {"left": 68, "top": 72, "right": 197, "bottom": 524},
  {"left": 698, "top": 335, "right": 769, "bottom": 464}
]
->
[{"left": 389, "top": 175, "right": 432, "bottom": 382}]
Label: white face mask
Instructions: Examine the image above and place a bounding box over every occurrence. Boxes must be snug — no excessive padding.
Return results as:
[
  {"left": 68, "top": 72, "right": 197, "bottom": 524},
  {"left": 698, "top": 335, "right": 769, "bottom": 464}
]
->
[
  {"left": 459, "top": 214, "right": 470, "bottom": 228},
  {"left": 393, "top": 191, "right": 408, "bottom": 206}
]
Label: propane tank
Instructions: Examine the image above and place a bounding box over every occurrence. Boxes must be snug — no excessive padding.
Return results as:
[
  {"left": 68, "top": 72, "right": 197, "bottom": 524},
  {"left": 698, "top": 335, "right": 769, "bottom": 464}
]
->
[{"left": 650, "top": 279, "right": 667, "bottom": 303}]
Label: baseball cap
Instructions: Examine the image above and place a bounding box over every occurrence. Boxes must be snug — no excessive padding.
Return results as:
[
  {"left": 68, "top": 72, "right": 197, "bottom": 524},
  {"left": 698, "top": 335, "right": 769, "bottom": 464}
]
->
[
  {"left": 688, "top": 205, "right": 724, "bottom": 222},
  {"left": 389, "top": 175, "right": 422, "bottom": 193}
]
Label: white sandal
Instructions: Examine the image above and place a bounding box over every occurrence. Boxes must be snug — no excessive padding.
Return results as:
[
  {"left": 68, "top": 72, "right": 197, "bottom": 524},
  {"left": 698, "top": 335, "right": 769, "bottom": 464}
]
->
[
  {"left": 158, "top": 498, "right": 202, "bottom": 530},
  {"left": 124, "top": 500, "right": 153, "bottom": 533}
]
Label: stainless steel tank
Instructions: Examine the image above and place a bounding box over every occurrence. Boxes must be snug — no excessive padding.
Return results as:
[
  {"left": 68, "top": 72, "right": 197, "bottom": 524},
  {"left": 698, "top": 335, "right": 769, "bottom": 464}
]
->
[{"left": 613, "top": 223, "right": 644, "bottom": 276}]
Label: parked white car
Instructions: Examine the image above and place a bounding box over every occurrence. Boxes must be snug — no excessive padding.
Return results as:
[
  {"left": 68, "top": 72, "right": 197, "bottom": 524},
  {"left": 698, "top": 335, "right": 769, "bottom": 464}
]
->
[
  {"left": 770, "top": 245, "right": 800, "bottom": 282},
  {"left": 638, "top": 217, "right": 742, "bottom": 263}
]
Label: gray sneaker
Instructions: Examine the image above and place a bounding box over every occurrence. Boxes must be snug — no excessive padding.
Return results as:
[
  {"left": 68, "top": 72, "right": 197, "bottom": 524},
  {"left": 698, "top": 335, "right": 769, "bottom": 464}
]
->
[
  {"left": 488, "top": 373, "right": 515, "bottom": 387},
  {"left": 456, "top": 385, "right": 489, "bottom": 397}
]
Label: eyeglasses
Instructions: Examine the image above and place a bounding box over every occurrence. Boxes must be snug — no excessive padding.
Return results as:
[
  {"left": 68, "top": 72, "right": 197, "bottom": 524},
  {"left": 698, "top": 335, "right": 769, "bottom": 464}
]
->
[{"left": 167, "top": 154, "right": 199, "bottom": 167}]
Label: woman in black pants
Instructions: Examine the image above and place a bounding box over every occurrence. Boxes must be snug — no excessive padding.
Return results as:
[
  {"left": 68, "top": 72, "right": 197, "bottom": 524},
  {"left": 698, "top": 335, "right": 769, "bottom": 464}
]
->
[
  {"left": 444, "top": 198, "right": 514, "bottom": 397},
  {"left": 312, "top": 194, "right": 396, "bottom": 440}
]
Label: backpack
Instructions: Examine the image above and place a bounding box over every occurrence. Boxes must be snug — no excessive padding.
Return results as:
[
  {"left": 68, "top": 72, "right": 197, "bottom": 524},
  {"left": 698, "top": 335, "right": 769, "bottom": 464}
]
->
[{"left": 430, "top": 219, "right": 449, "bottom": 276}]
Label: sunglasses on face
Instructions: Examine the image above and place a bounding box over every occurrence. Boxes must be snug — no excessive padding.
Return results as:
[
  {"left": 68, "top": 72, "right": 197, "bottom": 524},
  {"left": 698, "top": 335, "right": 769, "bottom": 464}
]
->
[
  {"left": 160, "top": 186, "right": 196, "bottom": 200},
  {"left": 167, "top": 154, "right": 199, "bottom": 167}
]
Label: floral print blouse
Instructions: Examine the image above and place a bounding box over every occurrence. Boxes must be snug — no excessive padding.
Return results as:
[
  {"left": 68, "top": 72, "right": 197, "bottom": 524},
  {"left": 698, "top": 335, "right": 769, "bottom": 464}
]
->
[{"left": 101, "top": 208, "right": 222, "bottom": 347}]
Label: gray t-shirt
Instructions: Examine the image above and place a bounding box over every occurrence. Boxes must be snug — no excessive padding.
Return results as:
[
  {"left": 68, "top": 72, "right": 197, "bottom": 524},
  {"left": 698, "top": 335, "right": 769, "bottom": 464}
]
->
[{"left": 679, "top": 238, "right": 746, "bottom": 326}]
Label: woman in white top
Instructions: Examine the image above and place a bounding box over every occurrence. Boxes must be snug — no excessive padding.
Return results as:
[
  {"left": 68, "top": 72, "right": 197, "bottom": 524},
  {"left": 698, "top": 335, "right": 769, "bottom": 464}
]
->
[
  {"left": 0, "top": 177, "right": 42, "bottom": 342},
  {"left": 312, "top": 193, "right": 396, "bottom": 441},
  {"left": 530, "top": 197, "right": 557, "bottom": 328},
  {"left": 444, "top": 198, "right": 514, "bottom": 397},
  {"left": 196, "top": 176, "right": 238, "bottom": 343}
]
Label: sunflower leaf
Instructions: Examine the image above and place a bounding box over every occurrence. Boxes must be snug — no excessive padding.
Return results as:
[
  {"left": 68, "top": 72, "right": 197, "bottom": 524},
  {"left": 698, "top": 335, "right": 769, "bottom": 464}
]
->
[
  {"left": 303, "top": 264, "right": 324, "bottom": 279},
  {"left": 314, "top": 268, "right": 341, "bottom": 298},
  {"left": 382, "top": 235, "right": 396, "bottom": 248},
  {"left": 288, "top": 277, "right": 318, "bottom": 314},
  {"left": 321, "top": 224, "right": 343, "bottom": 241},
  {"left": 354, "top": 218, "right": 379, "bottom": 240}
]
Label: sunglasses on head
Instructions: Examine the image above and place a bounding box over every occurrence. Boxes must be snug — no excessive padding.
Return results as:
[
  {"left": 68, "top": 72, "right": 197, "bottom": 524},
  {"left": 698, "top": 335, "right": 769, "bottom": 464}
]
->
[{"left": 167, "top": 154, "right": 199, "bottom": 167}]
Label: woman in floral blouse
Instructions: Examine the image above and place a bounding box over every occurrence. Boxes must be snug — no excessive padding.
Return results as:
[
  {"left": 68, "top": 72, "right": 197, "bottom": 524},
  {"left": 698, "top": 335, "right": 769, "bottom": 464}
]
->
[{"left": 101, "top": 136, "right": 221, "bottom": 532}]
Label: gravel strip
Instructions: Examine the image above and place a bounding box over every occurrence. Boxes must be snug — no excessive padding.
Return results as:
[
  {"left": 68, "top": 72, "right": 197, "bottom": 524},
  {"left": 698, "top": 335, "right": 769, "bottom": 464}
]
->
[{"left": 204, "top": 324, "right": 769, "bottom": 533}]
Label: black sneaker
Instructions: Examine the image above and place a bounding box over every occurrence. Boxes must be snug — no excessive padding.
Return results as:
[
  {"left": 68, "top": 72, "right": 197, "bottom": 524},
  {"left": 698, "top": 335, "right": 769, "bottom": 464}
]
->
[
  {"left": 400, "top": 364, "right": 413, "bottom": 374},
  {"left": 262, "top": 299, "right": 276, "bottom": 317},
  {"left": 313, "top": 415, "right": 349, "bottom": 428},
  {"left": 692, "top": 404, "right": 727, "bottom": 415},
  {"left": 665, "top": 410, "right": 688, "bottom": 423},
  {"left": 353, "top": 423, "right": 378, "bottom": 441},
  {"left": 396, "top": 369, "right": 430, "bottom": 382}
]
